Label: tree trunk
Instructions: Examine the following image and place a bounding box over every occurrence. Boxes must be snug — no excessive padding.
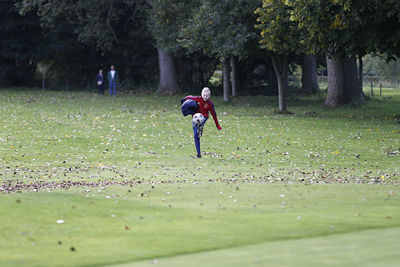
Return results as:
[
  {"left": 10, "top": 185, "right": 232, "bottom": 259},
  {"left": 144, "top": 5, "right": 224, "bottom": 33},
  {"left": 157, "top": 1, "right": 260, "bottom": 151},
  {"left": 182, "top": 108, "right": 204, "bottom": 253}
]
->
[
  {"left": 222, "top": 57, "right": 230, "bottom": 102},
  {"left": 326, "top": 56, "right": 345, "bottom": 107},
  {"left": 343, "top": 57, "right": 364, "bottom": 103},
  {"left": 358, "top": 56, "right": 363, "bottom": 93},
  {"left": 230, "top": 56, "right": 237, "bottom": 97},
  {"left": 156, "top": 47, "right": 180, "bottom": 95},
  {"left": 326, "top": 55, "right": 364, "bottom": 107},
  {"left": 301, "top": 54, "right": 320, "bottom": 94},
  {"left": 271, "top": 54, "right": 288, "bottom": 113}
]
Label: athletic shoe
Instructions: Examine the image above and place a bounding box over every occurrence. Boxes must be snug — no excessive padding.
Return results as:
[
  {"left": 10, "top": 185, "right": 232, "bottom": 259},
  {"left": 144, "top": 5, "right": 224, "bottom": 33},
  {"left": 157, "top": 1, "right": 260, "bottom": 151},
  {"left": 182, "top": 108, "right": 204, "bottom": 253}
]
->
[{"left": 197, "top": 154, "right": 202, "bottom": 158}]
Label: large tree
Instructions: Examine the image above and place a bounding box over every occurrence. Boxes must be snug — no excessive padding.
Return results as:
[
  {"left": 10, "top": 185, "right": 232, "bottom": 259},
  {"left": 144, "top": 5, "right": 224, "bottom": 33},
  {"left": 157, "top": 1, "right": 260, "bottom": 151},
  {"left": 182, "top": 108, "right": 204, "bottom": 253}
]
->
[
  {"left": 179, "top": 0, "right": 259, "bottom": 102},
  {"left": 291, "top": 0, "right": 400, "bottom": 106},
  {"left": 145, "top": 0, "right": 191, "bottom": 95},
  {"left": 257, "top": 0, "right": 400, "bottom": 107},
  {"left": 255, "top": 0, "right": 307, "bottom": 112},
  {"left": 291, "top": 0, "right": 364, "bottom": 106}
]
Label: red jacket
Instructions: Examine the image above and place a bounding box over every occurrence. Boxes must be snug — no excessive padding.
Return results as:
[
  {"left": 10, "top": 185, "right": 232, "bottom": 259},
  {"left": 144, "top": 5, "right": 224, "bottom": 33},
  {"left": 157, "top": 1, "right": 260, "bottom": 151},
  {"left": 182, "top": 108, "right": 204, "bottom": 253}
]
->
[{"left": 185, "top": 96, "right": 221, "bottom": 130}]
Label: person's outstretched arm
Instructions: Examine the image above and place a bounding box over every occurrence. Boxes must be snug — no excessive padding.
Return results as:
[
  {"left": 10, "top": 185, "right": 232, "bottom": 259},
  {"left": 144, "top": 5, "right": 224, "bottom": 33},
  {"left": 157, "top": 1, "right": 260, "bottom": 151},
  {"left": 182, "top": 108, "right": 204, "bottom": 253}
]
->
[{"left": 209, "top": 100, "right": 222, "bottom": 130}]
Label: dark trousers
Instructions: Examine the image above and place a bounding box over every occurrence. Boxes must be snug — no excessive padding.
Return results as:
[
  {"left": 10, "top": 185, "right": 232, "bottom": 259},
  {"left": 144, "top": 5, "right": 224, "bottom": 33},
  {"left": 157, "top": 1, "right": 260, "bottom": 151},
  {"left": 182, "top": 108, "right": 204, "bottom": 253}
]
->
[{"left": 98, "top": 84, "right": 104, "bottom": 95}]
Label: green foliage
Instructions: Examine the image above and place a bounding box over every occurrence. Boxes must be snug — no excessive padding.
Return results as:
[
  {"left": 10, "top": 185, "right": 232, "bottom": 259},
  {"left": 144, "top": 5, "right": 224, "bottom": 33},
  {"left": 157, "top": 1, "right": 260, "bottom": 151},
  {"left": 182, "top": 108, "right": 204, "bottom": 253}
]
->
[
  {"left": 12, "top": 0, "right": 273, "bottom": 92},
  {"left": 256, "top": 0, "right": 400, "bottom": 59},
  {"left": 147, "top": 0, "right": 194, "bottom": 52},
  {"left": 179, "top": 0, "right": 259, "bottom": 59},
  {"left": 255, "top": 0, "right": 305, "bottom": 55},
  {"left": 287, "top": 0, "right": 400, "bottom": 58},
  {"left": 9, "top": 0, "right": 400, "bottom": 91}
]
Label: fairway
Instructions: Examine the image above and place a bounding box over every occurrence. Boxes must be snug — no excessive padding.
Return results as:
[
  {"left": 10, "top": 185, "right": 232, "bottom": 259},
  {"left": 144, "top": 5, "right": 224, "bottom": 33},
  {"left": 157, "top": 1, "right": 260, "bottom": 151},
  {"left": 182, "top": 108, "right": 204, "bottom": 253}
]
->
[
  {"left": 0, "top": 89, "right": 400, "bottom": 266},
  {"left": 114, "top": 227, "right": 400, "bottom": 267}
]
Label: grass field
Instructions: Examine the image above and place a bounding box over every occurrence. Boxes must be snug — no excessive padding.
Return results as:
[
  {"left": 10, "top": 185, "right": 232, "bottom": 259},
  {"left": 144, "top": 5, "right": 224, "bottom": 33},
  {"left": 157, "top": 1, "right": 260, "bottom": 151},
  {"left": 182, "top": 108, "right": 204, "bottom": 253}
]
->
[{"left": 0, "top": 88, "right": 399, "bottom": 266}]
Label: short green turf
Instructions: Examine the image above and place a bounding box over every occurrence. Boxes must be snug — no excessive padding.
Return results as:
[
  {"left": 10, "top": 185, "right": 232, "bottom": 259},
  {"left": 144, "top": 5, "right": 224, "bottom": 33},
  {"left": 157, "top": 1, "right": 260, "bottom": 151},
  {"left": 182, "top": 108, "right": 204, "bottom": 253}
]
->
[
  {"left": 0, "top": 88, "right": 399, "bottom": 266},
  {"left": 1, "top": 184, "right": 399, "bottom": 266},
  {"left": 115, "top": 226, "right": 400, "bottom": 267}
]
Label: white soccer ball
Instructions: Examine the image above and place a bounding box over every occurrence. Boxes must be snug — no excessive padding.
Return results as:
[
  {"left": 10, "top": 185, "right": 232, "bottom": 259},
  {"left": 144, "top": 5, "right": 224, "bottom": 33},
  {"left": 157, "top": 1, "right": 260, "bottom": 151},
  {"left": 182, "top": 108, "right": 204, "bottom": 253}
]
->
[{"left": 192, "top": 113, "right": 205, "bottom": 125}]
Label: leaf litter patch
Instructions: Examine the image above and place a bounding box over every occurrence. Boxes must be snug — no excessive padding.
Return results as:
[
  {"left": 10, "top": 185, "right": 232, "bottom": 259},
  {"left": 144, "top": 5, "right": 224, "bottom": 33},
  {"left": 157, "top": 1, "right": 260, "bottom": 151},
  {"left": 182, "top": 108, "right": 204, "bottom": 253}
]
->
[{"left": 1, "top": 166, "right": 398, "bottom": 193}]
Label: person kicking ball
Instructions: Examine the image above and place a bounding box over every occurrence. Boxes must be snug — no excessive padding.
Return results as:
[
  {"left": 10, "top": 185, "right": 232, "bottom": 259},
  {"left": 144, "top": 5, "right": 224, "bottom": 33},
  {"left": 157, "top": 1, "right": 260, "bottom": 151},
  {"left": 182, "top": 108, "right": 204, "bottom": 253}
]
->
[{"left": 183, "top": 87, "right": 222, "bottom": 158}]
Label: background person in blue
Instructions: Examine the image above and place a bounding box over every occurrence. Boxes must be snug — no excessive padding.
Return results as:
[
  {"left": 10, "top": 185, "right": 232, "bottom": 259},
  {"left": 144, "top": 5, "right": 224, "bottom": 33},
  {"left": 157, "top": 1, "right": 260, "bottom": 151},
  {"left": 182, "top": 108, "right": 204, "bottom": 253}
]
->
[
  {"left": 96, "top": 69, "right": 104, "bottom": 95},
  {"left": 107, "top": 65, "right": 118, "bottom": 96}
]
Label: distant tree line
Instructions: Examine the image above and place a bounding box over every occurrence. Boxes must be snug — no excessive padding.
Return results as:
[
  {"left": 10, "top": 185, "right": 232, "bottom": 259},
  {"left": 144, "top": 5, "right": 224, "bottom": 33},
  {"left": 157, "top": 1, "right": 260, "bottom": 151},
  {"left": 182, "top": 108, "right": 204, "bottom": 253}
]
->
[{"left": 1, "top": 0, "right": 399, "bottom": 110}]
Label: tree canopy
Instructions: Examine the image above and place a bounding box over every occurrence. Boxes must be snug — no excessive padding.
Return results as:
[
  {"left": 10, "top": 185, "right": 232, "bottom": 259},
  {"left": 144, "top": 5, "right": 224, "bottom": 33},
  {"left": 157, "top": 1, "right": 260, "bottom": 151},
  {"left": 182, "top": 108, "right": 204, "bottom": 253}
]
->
[
  {"left": 179, "top": 0, "right": 259, "bottom": 60},
  {"left": 0, "top": 0, "right": 399, "bottom": 109}
]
